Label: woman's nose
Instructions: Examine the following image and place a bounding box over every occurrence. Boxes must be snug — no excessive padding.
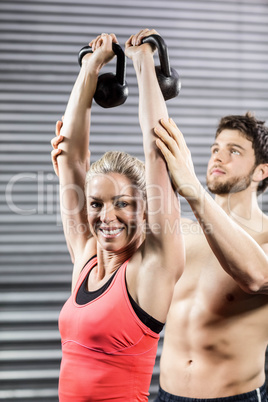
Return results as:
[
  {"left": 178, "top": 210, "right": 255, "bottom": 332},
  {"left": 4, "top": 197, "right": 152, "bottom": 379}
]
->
[{"left": 100, "top": 205, "right": 116, "bottom": 223}]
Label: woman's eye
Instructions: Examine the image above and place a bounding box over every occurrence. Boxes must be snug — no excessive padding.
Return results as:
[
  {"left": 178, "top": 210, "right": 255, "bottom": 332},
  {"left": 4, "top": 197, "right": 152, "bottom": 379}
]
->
[
  {"left": 91, "top": 202, "right": 102, "bottom": 209},
  {"left": 116, "top": 201, "right": 128, "bottom": 208}
]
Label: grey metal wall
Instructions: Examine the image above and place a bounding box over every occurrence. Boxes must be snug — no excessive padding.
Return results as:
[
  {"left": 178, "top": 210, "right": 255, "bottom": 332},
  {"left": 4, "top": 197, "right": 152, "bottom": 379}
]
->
[{"left": 0, "top": 0, "right": 268, "bottom": 401}]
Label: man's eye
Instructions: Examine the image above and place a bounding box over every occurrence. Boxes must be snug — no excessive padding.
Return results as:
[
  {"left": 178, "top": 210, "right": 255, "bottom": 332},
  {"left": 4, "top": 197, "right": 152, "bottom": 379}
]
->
[
  {"left": 212, "top": 148, "right": 218, "bottom": 154},
  {"left": 231, "top": 149, "right": 240, "bottom": 155}
]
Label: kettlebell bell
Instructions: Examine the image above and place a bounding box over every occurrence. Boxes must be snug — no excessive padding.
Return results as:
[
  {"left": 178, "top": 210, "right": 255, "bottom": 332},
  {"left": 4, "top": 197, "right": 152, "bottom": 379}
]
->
[
  {"left": 78, "top": 42, "right": 128, "bottom": 108},
  {"left": 141, "top": 34, "right": 181, "bottom": 101}
]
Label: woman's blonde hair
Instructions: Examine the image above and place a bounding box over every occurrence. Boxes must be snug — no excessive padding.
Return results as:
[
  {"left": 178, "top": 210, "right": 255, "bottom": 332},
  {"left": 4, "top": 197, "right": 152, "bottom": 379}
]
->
[{"left": 85, "top": 151, "right": 146, "bottom": 200}]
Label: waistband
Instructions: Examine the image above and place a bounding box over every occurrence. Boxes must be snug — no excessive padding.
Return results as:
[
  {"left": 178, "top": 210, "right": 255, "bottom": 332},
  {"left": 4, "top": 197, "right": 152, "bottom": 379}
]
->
[{"left": 157, "top": 383, "right": 267, "bottom": 402}]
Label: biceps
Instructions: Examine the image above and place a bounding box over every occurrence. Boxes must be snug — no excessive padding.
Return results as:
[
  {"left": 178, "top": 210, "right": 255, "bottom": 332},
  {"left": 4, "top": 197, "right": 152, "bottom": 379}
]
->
[{"left": 261, "top": 243, "right": 268, "bottom": 256}]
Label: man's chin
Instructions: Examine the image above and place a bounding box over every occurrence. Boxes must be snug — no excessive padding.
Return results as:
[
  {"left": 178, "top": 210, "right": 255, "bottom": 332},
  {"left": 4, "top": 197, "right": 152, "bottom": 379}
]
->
[
  {"left": 207, "top": 181, "right": 251, "bottom": 195},
  {"left": 207, "top": 186, "right": 228, "bottom": 195}
]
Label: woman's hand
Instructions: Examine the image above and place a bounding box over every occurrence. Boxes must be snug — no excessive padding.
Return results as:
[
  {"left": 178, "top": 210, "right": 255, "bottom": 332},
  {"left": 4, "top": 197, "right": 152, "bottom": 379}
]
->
[
  {"left": 81, "top": 33, "right": 119, "bottom": 71},
  {"left": 125, "top": 28, "right": 158, "bottom": 60}
]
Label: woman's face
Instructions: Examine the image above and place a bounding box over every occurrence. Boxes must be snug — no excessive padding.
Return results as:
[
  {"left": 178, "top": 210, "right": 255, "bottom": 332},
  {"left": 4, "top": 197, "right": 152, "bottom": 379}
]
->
[{"left": 86, "top": 172, "right": 146, "bottom": 253}]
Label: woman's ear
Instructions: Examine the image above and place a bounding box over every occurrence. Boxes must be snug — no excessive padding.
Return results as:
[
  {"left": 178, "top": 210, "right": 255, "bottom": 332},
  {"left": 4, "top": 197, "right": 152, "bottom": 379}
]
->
[{"left": 143, "top": 207, "right": 147, "bottom": 220}]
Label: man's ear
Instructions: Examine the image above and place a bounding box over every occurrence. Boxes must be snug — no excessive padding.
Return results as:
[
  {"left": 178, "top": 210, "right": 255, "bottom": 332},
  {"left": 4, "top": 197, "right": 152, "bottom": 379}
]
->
[{"left": 252, "top": 163, "right": 268, "bottom": 182}]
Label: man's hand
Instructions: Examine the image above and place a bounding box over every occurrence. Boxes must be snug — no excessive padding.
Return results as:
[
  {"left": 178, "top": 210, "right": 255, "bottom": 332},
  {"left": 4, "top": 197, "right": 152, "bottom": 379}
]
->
[
  {"left": 154, "top": 118, "right": 201, "bottom": 199},
  {"left": 51, "top": 118, "right": 90, "bottom": 177},
  {"left": 51, "top": 119, "right": 64, "bottom": 177}
]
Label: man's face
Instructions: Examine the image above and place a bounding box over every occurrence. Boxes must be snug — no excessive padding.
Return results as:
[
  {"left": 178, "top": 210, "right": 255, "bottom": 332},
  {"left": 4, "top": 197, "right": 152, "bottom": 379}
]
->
[{"left": 206, "top": 129, "right": 256, "bottom": 195}]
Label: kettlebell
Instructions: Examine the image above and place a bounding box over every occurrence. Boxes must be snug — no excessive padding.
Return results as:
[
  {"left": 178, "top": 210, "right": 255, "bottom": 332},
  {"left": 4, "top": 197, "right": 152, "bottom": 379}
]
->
[
  {"left": 78, "top": 42, "right": 128, "bottom": 108},
  {"left": 141, "top": 34, "right": 181, "bottom": 101}
]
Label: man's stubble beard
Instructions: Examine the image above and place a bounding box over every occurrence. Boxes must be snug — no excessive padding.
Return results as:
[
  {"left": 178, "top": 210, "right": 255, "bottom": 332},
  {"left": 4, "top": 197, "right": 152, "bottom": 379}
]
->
[{"left": 206, "top": 169, "right": 255, "bottom": 195}]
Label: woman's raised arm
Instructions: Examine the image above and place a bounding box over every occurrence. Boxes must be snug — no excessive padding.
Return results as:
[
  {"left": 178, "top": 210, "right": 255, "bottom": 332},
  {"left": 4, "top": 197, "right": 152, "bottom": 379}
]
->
[
  {"left": 55, "top": 34, "right": 118, "bottom": 285},
  {"left": 125, "top": 29, "right": 185, "bottom": 323}
]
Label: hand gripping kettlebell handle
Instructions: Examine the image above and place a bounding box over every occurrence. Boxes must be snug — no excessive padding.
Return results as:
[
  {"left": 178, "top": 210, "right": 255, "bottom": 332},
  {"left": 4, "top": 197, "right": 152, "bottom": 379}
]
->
[
  {"left": 78, "top": 42, "right": 128, "bottom": 108},
  {"left": 78, "top": 43, "right": 126, "bottom": 86},
  {"left": 141, "top": 34, "right": 171, "bottom": 77},
  {"left": 140, "top": 34, "right": 181, "bottom": 100}
]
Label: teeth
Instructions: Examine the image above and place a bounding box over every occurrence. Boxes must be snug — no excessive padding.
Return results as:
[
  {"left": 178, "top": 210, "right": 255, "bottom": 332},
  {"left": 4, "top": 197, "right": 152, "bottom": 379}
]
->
[{"left": 101, "top": 228, "right": 122, "bottom": 236}]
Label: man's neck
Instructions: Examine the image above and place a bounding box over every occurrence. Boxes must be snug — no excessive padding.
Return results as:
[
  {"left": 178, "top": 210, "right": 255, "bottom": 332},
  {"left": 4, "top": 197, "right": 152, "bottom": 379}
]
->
[{"left": 214, "top": 187, "right": 263, "bottom": 233}]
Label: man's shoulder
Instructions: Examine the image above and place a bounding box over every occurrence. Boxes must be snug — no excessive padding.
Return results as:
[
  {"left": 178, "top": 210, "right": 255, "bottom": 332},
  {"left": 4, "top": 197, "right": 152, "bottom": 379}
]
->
[
  {"left": 260, "top": 212, "right": 268, "bottom": 242},
  {"left": 259, "top": 210, "right": 268, "bottom": 235},
  {"left": 262, "top": 211, "right": 268, "bottom": 225},
  {"left": 249, "top": 211, "right": 268, "bottom": 252},
  {"left": 181, "top": 217, "right": 196, "bottom": 224},
  {"left": 181, "top": 217, "right": 198, "bottom": 229}
]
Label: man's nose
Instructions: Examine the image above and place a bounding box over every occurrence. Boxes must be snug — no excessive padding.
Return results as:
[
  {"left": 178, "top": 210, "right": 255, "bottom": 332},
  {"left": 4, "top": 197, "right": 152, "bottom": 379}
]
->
[{"left": 213, "top": 149, "right": 228, "bottom": 163}]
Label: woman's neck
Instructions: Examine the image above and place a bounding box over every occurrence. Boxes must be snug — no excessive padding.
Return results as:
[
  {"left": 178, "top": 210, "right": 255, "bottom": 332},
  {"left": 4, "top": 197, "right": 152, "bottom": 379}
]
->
[{"left": 96, "top": 238, "right": 143, "bottom": 280}]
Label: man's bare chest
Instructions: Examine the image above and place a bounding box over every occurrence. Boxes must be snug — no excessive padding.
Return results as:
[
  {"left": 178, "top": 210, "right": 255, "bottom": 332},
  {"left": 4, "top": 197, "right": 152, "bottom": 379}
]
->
[{"left": 175, "top": 227, "right": 268, "bottom": 318}]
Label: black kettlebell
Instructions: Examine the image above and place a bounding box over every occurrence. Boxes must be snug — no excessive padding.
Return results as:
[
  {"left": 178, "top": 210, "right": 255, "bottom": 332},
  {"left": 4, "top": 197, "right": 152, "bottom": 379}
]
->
[
  {"left": 78, "top": 42, "right": 128, "bottom": 108},
  {"left": 141, "top": 34, "right": 181, "bottom": 101}
]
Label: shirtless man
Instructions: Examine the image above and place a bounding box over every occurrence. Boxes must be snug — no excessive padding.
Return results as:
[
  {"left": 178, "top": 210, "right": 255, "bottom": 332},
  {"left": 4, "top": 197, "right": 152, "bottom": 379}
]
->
[{"left": 153, "top": 113, "right": 268, "bottom": 402}]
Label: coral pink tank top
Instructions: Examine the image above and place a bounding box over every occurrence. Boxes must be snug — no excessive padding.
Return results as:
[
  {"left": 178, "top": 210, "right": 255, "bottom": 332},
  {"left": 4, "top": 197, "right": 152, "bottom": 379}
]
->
[{"left": 58, "top": 257, "right": 159, "bottom": 401}]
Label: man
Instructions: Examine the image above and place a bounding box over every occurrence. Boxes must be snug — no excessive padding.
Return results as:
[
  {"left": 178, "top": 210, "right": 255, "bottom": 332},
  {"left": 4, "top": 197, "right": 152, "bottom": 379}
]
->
[{"left": 153, "top": 112, "right": 268, "bottom": 402}]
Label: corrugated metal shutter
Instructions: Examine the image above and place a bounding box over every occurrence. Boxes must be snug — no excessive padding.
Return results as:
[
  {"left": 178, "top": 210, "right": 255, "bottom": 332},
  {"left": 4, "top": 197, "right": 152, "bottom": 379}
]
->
[{"left": 0, "top": 0, "right": 268, "bottom": 400}]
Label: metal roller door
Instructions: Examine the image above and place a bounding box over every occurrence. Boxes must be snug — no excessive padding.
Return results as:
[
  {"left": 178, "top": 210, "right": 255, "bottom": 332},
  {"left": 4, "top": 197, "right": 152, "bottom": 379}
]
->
[{"left": 0, "top": 0, "right": 268, "bottom": 400}]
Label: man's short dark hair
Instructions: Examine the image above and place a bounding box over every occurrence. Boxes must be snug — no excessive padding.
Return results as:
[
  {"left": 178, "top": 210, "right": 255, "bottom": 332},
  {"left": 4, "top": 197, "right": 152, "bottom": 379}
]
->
[{"left": 215, "top": 111, "right": 268, "bottom": 195}]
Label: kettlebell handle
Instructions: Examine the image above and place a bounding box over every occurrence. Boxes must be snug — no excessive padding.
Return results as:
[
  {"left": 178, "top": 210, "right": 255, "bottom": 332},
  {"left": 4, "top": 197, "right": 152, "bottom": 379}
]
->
[
  {"left": 78, "top": 42, "right": 126, "bottom": 86},
  {"left": 140, "top": 34, "right": 181, "bottom": 101},
  {"left": 141, "top": 34, "right": 171, "bottom": 78}
]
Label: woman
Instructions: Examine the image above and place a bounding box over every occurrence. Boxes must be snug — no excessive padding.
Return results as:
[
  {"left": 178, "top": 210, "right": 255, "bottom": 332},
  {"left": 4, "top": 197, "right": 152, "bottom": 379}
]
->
[{"left": 52, "top": 29, "right": 184, "bottom": 401}]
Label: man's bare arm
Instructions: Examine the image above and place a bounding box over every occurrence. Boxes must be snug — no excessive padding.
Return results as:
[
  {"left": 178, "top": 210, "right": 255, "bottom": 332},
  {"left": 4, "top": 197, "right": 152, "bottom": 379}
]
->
[{"left": 155, "top": 118, "right": 268, "bottom": 294}]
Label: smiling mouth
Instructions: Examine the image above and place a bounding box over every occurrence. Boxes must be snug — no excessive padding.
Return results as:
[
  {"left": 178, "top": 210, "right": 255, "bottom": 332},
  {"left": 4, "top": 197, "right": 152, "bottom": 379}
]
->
[{"left": 99, "top": 228, "right": 124, "bottom": 238}]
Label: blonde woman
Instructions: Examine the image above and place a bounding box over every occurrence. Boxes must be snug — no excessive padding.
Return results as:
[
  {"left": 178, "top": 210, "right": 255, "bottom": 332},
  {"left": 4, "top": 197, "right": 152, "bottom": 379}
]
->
[{"left": 51, "top": 29, "right": 184, "bottom": 401}]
